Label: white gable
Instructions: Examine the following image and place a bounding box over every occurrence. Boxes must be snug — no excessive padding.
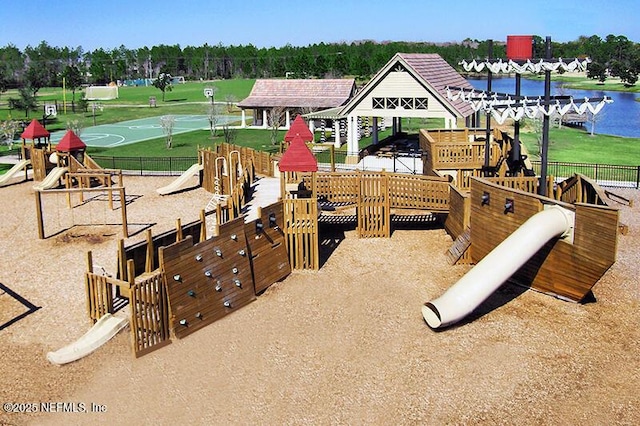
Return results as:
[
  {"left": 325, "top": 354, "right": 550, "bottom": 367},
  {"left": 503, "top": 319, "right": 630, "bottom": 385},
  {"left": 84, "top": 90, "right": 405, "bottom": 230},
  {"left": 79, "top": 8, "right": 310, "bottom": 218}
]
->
[{"left": 349, "top": 68, "right": 455, "bottom": 119}]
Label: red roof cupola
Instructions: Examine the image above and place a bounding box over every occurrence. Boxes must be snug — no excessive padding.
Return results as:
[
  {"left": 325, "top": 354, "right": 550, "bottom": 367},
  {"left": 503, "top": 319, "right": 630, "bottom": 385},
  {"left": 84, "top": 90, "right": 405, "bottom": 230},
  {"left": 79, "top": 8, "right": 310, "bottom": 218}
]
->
[
  {"left": 278, "top": 134, "right": 318, "bottom": 172},
  {"left": 56, "top": 130, "right": 87, "bottom": 152},
  {"left": 284, "top": 115, "right": 314, "bottom": 143},
  {"left": 21, "top": 119, "right": 50, "bottom": 139}
]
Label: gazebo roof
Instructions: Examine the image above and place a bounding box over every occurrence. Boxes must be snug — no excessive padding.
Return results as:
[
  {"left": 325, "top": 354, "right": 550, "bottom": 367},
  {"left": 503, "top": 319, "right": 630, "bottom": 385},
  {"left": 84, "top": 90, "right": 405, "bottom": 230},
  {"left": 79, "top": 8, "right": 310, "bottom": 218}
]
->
[
  {"left": 237, "top": 79, "right": 356, "bottom": 109},
  {"left": 56, "top": 130, "right": 87, "bottom": 152},
  {"left": 284, "top": 115, "right": 314, "bottom": 142},
  {"left": 338, "top": 53, "right": 475, "bottom": 119},
  {"left": 279, "top": 134, "right": 318, "bottom": 172},
  {"left": 21, "top": 119, "right": 50, "bottom": 139}
]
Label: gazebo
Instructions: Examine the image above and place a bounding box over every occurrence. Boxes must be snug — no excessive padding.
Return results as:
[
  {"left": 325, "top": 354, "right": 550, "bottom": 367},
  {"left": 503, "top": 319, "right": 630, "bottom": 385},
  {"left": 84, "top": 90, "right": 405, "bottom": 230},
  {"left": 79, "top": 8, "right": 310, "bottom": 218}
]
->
[
  {"left": 307, "top": 53, "right": 476, "bottom": 161},
  {"left": 237, "top": 78, "right": 356, "bottom": 129}
]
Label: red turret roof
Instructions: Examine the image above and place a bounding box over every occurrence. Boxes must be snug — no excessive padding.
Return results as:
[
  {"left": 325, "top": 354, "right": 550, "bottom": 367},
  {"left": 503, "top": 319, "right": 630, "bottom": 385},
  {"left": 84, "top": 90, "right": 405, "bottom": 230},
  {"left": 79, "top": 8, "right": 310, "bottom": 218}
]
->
[
  {"left": 56, "top": 130, "right": 86, "bottom": 152},
  {"left": 278, "top": 134, "right": 318, "bottom": 172},
  {"left": 21, "top": 119, "right": 50, "bottom": 139},
  {"left": 284, "top": 115, "right": 314, "bottom": 142}
]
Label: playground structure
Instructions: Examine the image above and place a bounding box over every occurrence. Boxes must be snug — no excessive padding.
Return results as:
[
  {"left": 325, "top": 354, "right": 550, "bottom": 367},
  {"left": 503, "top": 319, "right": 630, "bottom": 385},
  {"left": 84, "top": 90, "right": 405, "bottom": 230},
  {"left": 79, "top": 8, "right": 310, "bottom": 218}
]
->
[
  {"left": 17, "top": 124, "right": 130, "bottom": 239},
  {"left": 49, "top": 100, "right": 630, "bottom": 358}
]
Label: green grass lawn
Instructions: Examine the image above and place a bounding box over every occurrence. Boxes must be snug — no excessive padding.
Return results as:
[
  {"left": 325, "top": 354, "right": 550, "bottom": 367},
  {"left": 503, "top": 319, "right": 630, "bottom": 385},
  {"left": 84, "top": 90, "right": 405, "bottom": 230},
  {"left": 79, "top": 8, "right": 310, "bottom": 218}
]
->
[
  {"left": 531, "top": 73, "right": 640, "bottom": 93},
  {"left": 0, "top": 79, "right": 256, "bottom": 129},
  {"left": 519, "top": 125, "right": 640, "bottom": 165}
]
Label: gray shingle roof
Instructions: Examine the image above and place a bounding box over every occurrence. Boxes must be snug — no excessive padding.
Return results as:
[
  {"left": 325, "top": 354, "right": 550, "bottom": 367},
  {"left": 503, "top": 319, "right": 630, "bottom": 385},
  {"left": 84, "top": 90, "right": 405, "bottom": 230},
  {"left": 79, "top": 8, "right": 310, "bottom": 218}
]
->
[
  {"left": 237, "top": 79, "right": 356, "bottom": 109},
  {"left": 397, "top": 53, "right": 475, "bottom": 117}
]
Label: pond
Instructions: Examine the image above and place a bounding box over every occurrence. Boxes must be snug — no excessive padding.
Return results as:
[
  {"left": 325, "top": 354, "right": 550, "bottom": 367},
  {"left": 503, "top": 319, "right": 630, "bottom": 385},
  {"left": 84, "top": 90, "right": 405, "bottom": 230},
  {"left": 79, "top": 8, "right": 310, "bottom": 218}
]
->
[{"left": 466, "top": 77, "right": 640, "bottom": 138}]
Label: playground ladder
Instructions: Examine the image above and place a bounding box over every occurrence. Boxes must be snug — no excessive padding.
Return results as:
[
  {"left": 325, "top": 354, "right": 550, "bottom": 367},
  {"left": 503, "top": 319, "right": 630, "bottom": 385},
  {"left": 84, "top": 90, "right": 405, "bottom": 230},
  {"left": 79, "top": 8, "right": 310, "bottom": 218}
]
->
[{"left": 205, "top": 194, "right": 229, "bottom": 213}]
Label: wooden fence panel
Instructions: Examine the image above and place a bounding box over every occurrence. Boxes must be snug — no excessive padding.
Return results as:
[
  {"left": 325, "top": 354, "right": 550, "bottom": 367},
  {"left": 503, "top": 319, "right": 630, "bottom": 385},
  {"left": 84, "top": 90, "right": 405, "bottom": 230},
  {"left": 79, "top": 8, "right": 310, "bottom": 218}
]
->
[
  {"left": 486, "top": 176, "right": 540, "bottom": 195},
  {"left": 130, "top": 270, "right": 171, "bottom": 358},
  {"left": 283, "top": 199, "right": 319, "bottom": 270},
  {"left": 317, "top": 172, "right": 359, "bottom": 203},
  {"left": 85, "top": 273, "right": 114, "bottom": 322},
  {"left": 357, "top": 172, "right": 390, "bottom": 238},
  {"left": 388, "top": 174, "right": 449, "bottom": 211}
]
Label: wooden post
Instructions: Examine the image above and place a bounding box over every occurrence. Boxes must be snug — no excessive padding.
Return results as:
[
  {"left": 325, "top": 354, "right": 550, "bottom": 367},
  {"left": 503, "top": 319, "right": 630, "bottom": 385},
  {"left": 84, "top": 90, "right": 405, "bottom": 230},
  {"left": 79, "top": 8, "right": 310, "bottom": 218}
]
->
[
  {"left": 120, "top": 187, "right": 129, "bottom": 238},
  {"left": 117, "top": 239, "right": 127, "bottom": 282},
  {"left": 107, "top": 173, "right": 113, "bottom": 210},
  {"left": 34, "top": 191, "right": 45, "bottom": 239},
  {"left": 176, "top": 218, "right": 183, "bottom": 241},
  {"left": 65, "top": 173, "right": 71, "bottom": 208},
  {"left": 127, "top": 259, "right": 135, "bottom": 287},
  {"left": 145, "top": 229, "right": 154, "bottom": 273},
  {"left": 199, "top": 209, "right": 207, "bottom": 241},
  {"left": 85, "top": 251, "right": 93, "bottom": 322}
]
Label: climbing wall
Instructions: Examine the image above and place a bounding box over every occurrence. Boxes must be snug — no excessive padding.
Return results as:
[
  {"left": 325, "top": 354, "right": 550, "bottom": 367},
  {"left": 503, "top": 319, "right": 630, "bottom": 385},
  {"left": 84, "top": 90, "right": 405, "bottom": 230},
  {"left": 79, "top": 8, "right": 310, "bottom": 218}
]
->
[
  {"left": 244, "top": 201, "right": 291, "bottom": 294},
  {"left": 159, "top": 217, "right": 255, "bottom": 339}
]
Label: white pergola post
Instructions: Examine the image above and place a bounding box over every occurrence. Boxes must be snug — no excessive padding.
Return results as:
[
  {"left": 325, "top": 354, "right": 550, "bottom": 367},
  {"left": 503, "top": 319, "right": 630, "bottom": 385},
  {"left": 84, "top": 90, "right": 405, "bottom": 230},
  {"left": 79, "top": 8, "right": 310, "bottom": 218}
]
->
[
  {"left": 333, "top": 120, "right": 341, "bottom": 148},
  {"left": 241, "top": 110, "right": 246, "bottom": 128},
  {"left": 285, "top": 110, "right": 291, "bottom": 129},
  {"left": 262, "top": 110, "right": 268, "bottom": 128},
  {"left": 347, "top": 115, "right": 359, "bottom": 157}
]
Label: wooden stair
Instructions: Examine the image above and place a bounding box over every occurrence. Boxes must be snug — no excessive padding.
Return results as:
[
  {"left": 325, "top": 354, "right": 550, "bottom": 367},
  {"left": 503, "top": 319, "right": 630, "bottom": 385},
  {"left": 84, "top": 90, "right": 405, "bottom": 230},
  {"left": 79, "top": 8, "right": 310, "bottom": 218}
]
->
[{"left": 447, "top": 227, "right": 471, "bottom": 265}]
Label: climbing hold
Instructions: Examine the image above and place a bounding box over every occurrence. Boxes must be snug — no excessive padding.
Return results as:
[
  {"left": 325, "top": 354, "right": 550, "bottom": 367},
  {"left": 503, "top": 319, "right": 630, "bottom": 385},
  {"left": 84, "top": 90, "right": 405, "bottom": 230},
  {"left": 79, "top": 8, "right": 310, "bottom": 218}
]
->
[
  {"left": 195, "top": 312, "right": 203, "bottom": 320},
  {"left": 173, "top": 274, "right": 182, "bottom": 282},
  {"left": 238, "top": 249, "right": 246, "bottom": 256},
  {"left": 188, "top": 290, "right": 196, "bottom": 297},
  {"left": 234, "top": 278, "right": 242, "bottom": 288},
  {"left": 195, "top": 254, "right": 203, "bottom": 262},
  {"left": 205, "top": 270, "right": 212, "bottom": 278},
  {"left": 215, "top": 248, "right": 222, "bottom": 257},
  {"left": 215, "top": 280, "right": 223, "bottom": 292},
  {"left": 179, "top": 319, "right": 188, "bottom": 326},
  {"left": 232, "top": 267, "right": 239, "bottom": 274},
  {"left": 223, "top": 300, "right": 231, "bottom": 308},
  {"left": 231, "top": 234, "right": 238, "bottom": 241}
]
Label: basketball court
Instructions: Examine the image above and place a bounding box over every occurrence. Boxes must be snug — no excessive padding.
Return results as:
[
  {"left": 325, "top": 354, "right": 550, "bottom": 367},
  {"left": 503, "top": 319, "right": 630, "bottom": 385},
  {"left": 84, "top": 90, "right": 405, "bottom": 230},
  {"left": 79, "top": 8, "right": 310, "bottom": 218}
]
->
[{"left": 48, "top": 115, "right": 241, "bottom": 148}]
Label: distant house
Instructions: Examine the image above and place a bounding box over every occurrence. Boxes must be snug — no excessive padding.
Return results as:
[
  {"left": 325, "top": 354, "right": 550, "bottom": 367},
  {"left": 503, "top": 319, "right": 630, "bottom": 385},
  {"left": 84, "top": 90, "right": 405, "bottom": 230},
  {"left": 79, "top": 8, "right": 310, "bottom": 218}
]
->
[
  {"left": 237, "top": 78, "right": 356, "bottom": 128},
  {"left": 307, "top": 53, "right": 477, "bottom": 158}
]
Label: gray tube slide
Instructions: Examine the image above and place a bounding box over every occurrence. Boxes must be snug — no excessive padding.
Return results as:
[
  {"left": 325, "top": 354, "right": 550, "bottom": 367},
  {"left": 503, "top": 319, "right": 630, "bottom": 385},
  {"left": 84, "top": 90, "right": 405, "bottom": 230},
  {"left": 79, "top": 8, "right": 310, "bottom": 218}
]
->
[{"left": 423, "top": 205, "right": 574, "bottom": 329}]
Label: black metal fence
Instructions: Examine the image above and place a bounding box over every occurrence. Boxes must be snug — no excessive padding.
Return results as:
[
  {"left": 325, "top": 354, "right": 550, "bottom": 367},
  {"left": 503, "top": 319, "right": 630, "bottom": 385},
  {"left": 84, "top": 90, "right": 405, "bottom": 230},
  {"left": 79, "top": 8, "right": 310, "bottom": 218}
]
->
[
  {"left": 531, "top": 160, "right": 640, "bottom": 189},
  {"left": 91, "top": 156, "right": 199, "bottom": 175},
  {"left": 46, "top": 154, "right": 640, "bottom": 189},
  {"left": 0, "top": 148, "right": 22, "bottom": 159}
]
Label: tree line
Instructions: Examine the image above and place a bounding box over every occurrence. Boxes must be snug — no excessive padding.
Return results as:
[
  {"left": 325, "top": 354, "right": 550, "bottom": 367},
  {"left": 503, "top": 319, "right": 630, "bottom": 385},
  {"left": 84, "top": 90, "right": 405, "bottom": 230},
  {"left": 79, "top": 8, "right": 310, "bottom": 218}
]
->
[{"left": 0, "top": 34, "right": 638, "bottom": 98}]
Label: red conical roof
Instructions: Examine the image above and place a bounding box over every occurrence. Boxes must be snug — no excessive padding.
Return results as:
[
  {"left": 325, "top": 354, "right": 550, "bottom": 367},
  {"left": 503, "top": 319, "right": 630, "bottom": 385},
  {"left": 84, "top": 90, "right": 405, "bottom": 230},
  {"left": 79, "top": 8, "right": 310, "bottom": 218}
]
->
[
  {"left": 279, "top": 134, "right": 318, "bottom": 172},
  {"left": 21, "top": 119, "right": 50, "bottom": 139},
  {"left": 284, "top": 115, "right": 314, "bottom": 142},
  {"left": 56, "top": 130, "right": 86, "bottom": 152}
]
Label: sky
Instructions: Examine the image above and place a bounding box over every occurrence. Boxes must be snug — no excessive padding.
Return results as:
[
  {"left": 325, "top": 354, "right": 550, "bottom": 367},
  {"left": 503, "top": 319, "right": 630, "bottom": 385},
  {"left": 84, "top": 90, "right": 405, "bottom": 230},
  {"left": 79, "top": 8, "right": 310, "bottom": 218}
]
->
[{"left": 1, "top": 0, "right": 637, "bottom": 51}]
